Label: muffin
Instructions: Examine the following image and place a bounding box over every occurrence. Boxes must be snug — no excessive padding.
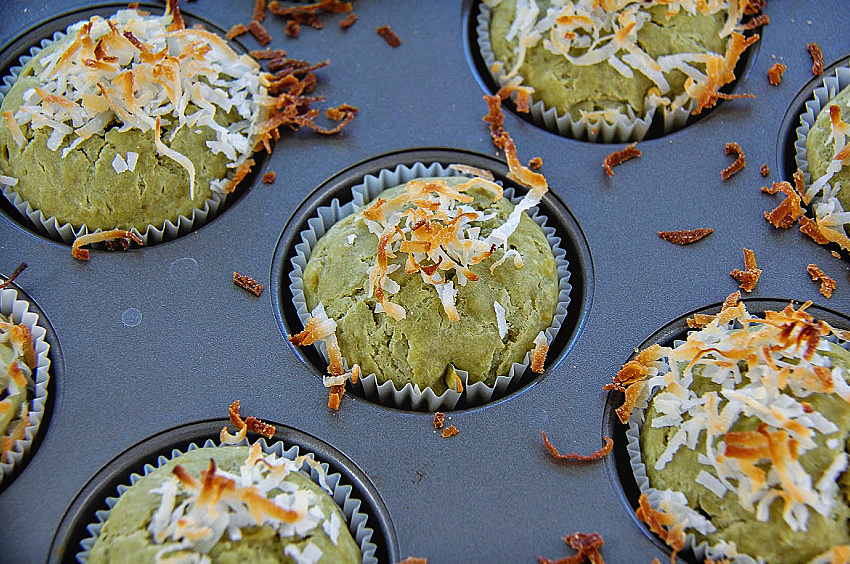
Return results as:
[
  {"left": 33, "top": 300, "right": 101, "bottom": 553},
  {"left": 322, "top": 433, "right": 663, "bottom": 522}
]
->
[
  {"left": 614, "top": 300, "right": 850, "bottom": 563},
  {"left": 803, "top": 82, "right": 850, "bottom": 214},
  {"left": 0, "top": 313, "right": 35, "bottom": 460},
  {"left": 300, "top": 173, "right": 560, "bottom": 398},
  {"left": 87, "top": 444, "right": 362, "bottom": 564},
  {"left": 0, "top": 5, "right": 267, "bottom": 240},
  {"left": 480, "top": 0, "right": 759, "bottom": 140}
]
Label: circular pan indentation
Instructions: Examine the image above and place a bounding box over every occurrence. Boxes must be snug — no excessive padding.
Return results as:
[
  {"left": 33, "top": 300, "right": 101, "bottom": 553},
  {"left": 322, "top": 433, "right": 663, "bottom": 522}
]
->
[
  {"left": 0, "top": 2, "right": 269, "bottom": 250},
  {"left": 0, "top": 282, "right": 60, "bottom": 494},
  {"left": 604, "top": 298, "right": 850, "bottom": 563},
  {"left": 270, "top": 147, "right": 592, "bottom": 412},
  {"left": 48, "top": 419, "right": 399, "bottom": 564},
  {"left": 779, "top": 55, "right": 850, "bottom": 260},
  {"left": 462, "top": 0, "right": 764, "bottom": 143}
]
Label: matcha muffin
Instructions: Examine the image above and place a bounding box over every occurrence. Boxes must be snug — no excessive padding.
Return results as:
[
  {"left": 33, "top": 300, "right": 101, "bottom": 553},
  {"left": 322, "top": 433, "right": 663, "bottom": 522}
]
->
[
  {"left": 86, "top": 444, "right": 362, "bottom": 564},
  {"left": 479, "top": 0, "right": 760, "bottom": 140},
  {"left": 0, "top": 4, "right": 268, "bottom": 241},
  {"left": 612, "top": 300, "right": 850, "bottom": 563},
  {"left": 299, "top": 168, "right": 562, "bottom": 404}
]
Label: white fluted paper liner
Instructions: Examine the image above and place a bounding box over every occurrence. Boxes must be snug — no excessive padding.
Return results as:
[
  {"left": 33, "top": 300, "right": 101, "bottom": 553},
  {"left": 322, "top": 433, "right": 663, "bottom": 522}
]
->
[
  {"left": 476, "top": 5, "right": 703, "bottom": 143},
  {"left": 0, "top": 288, "right": 51, "bottom": 484},
  {"left": 77, "top": 437, "right": 378, "bottom": 564},
  {"left": 289, "top": 161, "right": 571, "bottom": 411},
  {"left": 0, "top": 25, "right": 235, "bottom": 247}
]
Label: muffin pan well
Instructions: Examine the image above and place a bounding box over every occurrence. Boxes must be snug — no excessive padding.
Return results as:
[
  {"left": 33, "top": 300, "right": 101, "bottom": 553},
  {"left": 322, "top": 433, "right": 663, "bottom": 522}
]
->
[{"left": 3, "top": 0, "right": 850, "bottom": 562}]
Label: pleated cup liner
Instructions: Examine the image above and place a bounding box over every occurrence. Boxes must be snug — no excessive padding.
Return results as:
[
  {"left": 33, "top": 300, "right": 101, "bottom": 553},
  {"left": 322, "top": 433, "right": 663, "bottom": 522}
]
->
[
  {"left": 476, "top": 5, "right": 700, "bottom": 143},
  {"left": 0, "top": 23, "right": 235, "bottom": 247},
  {"left": 289, "top": 161, "right": 571, "bottom": 411},
  {"left": 77, "top": 437, "right": 379, "bottom": 564},
  {"left": 622, "top": 335, "right": 850, "bottom": 564},
  {"left": 0, "top": 288, "right": 51, "bottom": 485},
  {"left": 794, "top": 64, "right": 850, "bottom": 226}
]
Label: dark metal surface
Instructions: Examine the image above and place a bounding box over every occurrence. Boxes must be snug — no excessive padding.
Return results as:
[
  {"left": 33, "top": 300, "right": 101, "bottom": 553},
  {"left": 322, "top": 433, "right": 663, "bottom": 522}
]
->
[{"left": 0, "top": 1, "right": 848, "bottom": 562}]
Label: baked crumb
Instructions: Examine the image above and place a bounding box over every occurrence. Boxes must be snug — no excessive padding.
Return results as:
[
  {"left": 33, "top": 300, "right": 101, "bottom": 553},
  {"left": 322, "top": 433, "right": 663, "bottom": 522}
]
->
[
  {"left": 233, "top": 272, "right": 264, "bottom": 297},
  {"left": 441, "top": 425, "right": 459, "bottom": 438},
  {"left": 262, "top": 171, "right": 276, "bottom": 184},
  {"left": 831, "top": 251, "right": 842, "bottom": 259},
  {"left": 376, "top": 25, "right": 401, "bottom": 47},
  {"left": 603, "top": 143, "right": 641, "bottom": 177},
  {"left": 768, "top": 62, "right": 786, "bottom": 85},
  {"left": 528, "top": 156, "right": 542, "bottom": 170},
  {"left": 340, "top": 13, "right": 357, "bottom": 29}
]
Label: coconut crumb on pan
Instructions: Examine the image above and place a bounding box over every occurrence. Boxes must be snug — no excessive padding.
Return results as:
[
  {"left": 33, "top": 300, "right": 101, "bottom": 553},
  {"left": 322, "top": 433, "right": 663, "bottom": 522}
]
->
[
  {"left": 603, "top": 143, "right": 641, "bottom": 177},
  {"left": 253, "top": 0, "right": 267, "bottom": 22},
  {"left": 441, "top": 425, "right": 459, "bottom": 438},
  {"left": 262, "top": 171, "right": 276, "bottom": 184},
  {"left": 233, "top": 272, "right": 264, "bottom": 297},
  {"left": 398, "top": 559, "right": 428, "bottom": 564},
  {"left": 72, "top": 230, "right": 143, "bottom": 260},
  {"left": 689, "top": 33, "right": 759, "bottom": 115},
  {"left": 721, "top": 142, "right": 746, "bottom": 180},
  {"left": 800, "top": 216, "right": 831, "bottom": 245},
  {"left": 220, "top": 399, "right": 276, "bottom": 443},
  {"left": 340, "top": 13, "right": 357, "bottom": 29},
  {"left": 225, "top": 23, "right": 249, "bottom": 40},
  {"left": 741, "top": 13, "right": 770, "bottom": 30},
  {"left": 808, "top": 42, "right": 825, "bottom": 76},
  {"left": 760, "top": 163, "right": 770, "bottom": 176},
  {"left": 730, "top": 248, "right": 761, "bottom": 292},
  {"left": 0, "top": 262, "right": 27, "bottom": 290},
  {"left": 538, "top": 532, "right": 606, "bottom": 564},
  {"left": 496, "top": 82, "right": 533, "bottom": 113},
  {"left": 248, "top": 19, "right": 272, "bottom": 46},
  {"left": 658, "top": 228, "right": 713, "bottom": 246},
  {"left": 763, "top": 171, "right": 806, "bottom": 228},
  {"left": 433, "top": 412, "right": 445, "bottom": 430},
  {"left": 768, "top": 62, "right": 786, "bottom": 85},
  {"left": 376, "top": 25, "right": 401, "bottom": 47},
  {"left": 807, "top": 264, "right": 836, "bottom": 297},
  {"left": 528, "top": 157, "right": 542, "bottom": 170},
  {"left": 541, "top": 431, "right": 613, "bottom": 462}
]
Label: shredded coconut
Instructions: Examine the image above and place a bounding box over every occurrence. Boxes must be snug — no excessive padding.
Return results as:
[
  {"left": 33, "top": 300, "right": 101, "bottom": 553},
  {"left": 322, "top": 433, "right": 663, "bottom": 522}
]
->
[{"left": 494, "top": 300, "right": 508, "bottom": 339}]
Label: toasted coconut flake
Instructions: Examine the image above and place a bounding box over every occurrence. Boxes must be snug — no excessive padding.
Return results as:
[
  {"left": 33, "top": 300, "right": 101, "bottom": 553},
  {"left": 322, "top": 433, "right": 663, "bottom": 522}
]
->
[
  {"left": 636, "top": 493, "right": 686, "bottom": 554},
  {"left": 249, "top": 19, "right": 272, "bottom": 46},
  {"left": 0, "top": 262, "right": 27, "bottom": 290},
  {"left": 763, "top": 180, "right": 805, "bottom": 228},
  {"left": 448, "top": 164, "right": 494, "bottom": 182},
  {"left": 441, "top": 425, "right": 459, "bottom": 438},
  {"left": 721, "top": 142, "right": 746, "bottom": 180},
  {"left": 220, "top": 399, "right": 275, "bottom": 442},
  {"left": 528, "top": 157, "right": 542, "bottom": 170},
  {"left": 689, "top": 33, "right": 759, "bottom": 115},
  {"left": 376, "top": 25, "right": 401, "bottom": 47},
  {"left": 398, "top": 559, "right": 427, "bottom": 564},
  {"left": 768, "top": 63, "right": 786, "bottom": 86},
  {"left": 289, "top": 304, "right": 337, "bottom": 346},
  {"left": 433, "top": 412, "right": 445, "bottom": 430},
  {"left": 226, "top": 23, "right": 250, "bottom": 40},
  {"left": 165, "top": 0, "right": 185, "bottom": 31},
  {"left": 800, "top": 216, "right": 830, "bottom": 245},
  {"left": 262, "top": 171, "right": 276, "bottom": 184},
  {"left": 72, "top": 229, "right": 143, "bottom": 260},
  {"left": 687, "top": 314, "right": 716, "bottom": 329},
  {"left": 808, "top": 42, "right": 825, "bottom": 76},
  {"left": 807, "top": 264, "right": 836, "bottom": 298},
  {"left": 2, "top": 111, "right": 25, "bottom": 148},
  {"left": 760, "top": 163, "right": 770, "bottom": 177},
  {"left": 603, "top": 143, "right": 641, "bottom": 177},
  {"left": 494, "top": 300, "right": 508, "bottom": 340},
  {"left": 530, "top": 331, "right": 548, "bottom": 374},
  {"left": 154, "top": 117, "right": 195, "bottom": 199},
  {"left": 340, "top": 13, "right": 357, "bottom": 29},
  {"left": 253, "top": 0, "right": 268, "bottom": 22},
  {"left": 233, "top": 272, "right": 264, "bottom": 297},
  {"left": 604, "top": 343, "right": 666, "bottom": 424},
  {"left": 496, "top": 82, "right": 534, "bottom": 113},
  {"left": 325, "top": 103, "right": 359, "bottom": 121},
  {"left": 538, "top": 531, "right": 606, "bottom": 564},
  {"left": 285, "top": 20, "right": 300, "bottom": 38},
  {"left": 658, "top": 228, "right": 713, "bottom": 246},
  {"left": 225, "top": 158, "right": 256, "bottom": 194},
  {"left": 730, "top": 248, "right": 761, "bottom": 292},
  {"left": 250, "top": 49, "right": 287, "bottom": 59},
  {"left": 542, "top": 431, "right": 613, "bottom": 462},
  {"left": 740, "top": 13, "right": 770, "bottom": 30}
]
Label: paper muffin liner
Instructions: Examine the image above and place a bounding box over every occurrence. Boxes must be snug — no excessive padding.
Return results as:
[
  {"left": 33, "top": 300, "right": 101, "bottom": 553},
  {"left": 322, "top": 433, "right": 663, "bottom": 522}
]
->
[
  {"left": 289, "top": 161, "right": 571, "bottom": 411},
  {"left": 77, "top": 437, "right": 379, "bottom": 564},
  {"left": 0, "top": 288, "right": 51, "bottom": 485},
  {"left": 0, "top": 23, "right": 241, "bottom": 248},
  {"left": 794, "top": 65, "right": 850, "bottom": 230},
  {"left": 476, "top": 5, "right": 703, "bottom": 143}
]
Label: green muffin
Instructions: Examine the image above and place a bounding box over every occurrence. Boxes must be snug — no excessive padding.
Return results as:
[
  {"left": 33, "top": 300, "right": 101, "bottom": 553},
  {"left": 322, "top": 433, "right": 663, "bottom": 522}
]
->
[
  {"left": 486, "top": 0, "right": 733, "bottom": 122},
  {"left": 302, "top": 176, "right": 559, "bottom": 395},
  {"left": 635, "top": 303, "right": 850, "bottom": 563},
  {"left": 0, "top": 7, "right": 265, "bottom": 232},
  {"left": 805, "top": 84, "right": 850, "bottom": 212},
  {"left": 0, "top": 314, "right": 34, "bottom": 457},
  {"left": 87, "top": 445, "right": 361, "bottom": 564}
]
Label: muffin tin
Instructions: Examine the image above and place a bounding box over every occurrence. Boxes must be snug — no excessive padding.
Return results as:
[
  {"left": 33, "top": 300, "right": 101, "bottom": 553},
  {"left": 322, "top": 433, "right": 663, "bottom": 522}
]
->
[{"left": 1, "top": 1, "right": 849, "bottom": 562}]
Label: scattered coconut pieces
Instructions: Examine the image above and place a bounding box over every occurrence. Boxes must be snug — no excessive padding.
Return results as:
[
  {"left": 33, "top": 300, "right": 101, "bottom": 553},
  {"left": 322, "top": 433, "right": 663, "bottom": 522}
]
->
[
  {"left": 248, "top": 19, "right": 272, "bottom": 46},
  {"left": 72, "top": 230, "right": 143, "bottom": 260},
  {"left": 768, "top": 62, "right": 786, "bottom": 85},
  {"left": 220, "top": 399, "right": 276, "bottom": 444},
  {"left": 604, "top": 343, "right": 666, "bottom": 424},
  {"left": 376, "top": 25, "right": 401, "bottom": 47},
  {"left": 441, "top": 425, "right": 459, "bottom": 438},
  {"left": 657, "top": 228, "right": 713, "bottom": 246},
  {"left": 530, "top": 331, "right": 548, "bottom": 373},
  {"left": 800, "top": 216, "right": 831, "bottom": 245},
  {"left": 0, "top": 262, "right": 27, "bottom": 290},
  {"left": 253, "top": 0, "right": 267, "bottom": 22},
  {"left": 603, "top": 143, "right": 641, "bottom": 177},
  {"left": 233, "top": 272, "right": 264, "bottom": 297},
  {"left": 729, "top": 248, "right": 761, "bottom": 292},
  {"left": 340, "top": 13, "right": 357, "bottom": 29},
  {"left": 721, "top": 142, "right": 746, "bottom": 180},
  {"left": 741, "top": 13, "right": 770, "bottom": 30},
  {"left": 763, "top": 175, "right": 805, "bottom": 228},
  {"left": 263, "top": 171, "right": 276, "bottom": 184},
  {"left": 689, "top": 33, "right": 759, "bottom": 115},
  {"left": 226, "top": 23, "right": 249, "bottom": 40},
  {"left": 808, "top": 42, "right": 825, "bottom": 76},
  {"left": 760, "top": 163, "right": 770, "bottom": 177},
  {"left": 528, "top": 157, "right": 542, "bottom": 170},
  {"left": 636, "top": 493, "right": 686, "bottom": 559},
  {"left": 542, "top": 432, "right": 613, "bottom": 462},
  {"left": 807, "top": 264, "right": 836, "bottom": 298},
  {"left": 538, "top": 532, "right": 606, "bottom": 564},
  {"left": 433, "top": 412, "right": 445, "bottom": 430}
]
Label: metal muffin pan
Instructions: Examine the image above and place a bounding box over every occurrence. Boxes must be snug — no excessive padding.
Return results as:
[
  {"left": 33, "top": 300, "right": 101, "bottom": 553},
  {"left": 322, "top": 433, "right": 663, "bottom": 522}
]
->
[{"left": 1, "top": 0, "right": 849, "bottom": 562}]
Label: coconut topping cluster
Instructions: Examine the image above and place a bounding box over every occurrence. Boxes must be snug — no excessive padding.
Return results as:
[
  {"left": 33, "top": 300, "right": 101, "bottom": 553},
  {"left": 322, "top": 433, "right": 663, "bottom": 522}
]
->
[
  {"left": 147, "top": 442, "right": 342, "bottom": 564},
  {"left": 0, "top": 315, "right": 35, "bottom": 460},
  {"left": 611, "top": 299, "right": 850, "bottom": 546},
  {"left": 486, "top": 0, "right": 762, "bottom": 116},
  {"left": 3, "top": 1, "right": 268, "bottom": 199}
]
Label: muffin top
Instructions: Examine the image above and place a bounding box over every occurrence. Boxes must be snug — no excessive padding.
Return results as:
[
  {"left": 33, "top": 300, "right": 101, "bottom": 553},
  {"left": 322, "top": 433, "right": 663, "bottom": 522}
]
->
[
  {"left": 487, "top": 0, "right": 755, "bottom": 121},
  {"left": 302, "top": 175, "right": 559, "bottom": 394},
  {"left": 87, "top": 444, "right": 361, "bottom": 564},
  {"left": 805, "top": 84, "right": 850, "bottom": 215},
  {"left": 612, "top": 299, "right": 850, "bottom": 563},
  {"left": 0, "top": 6, "right": 268, "bottom": 230}
]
